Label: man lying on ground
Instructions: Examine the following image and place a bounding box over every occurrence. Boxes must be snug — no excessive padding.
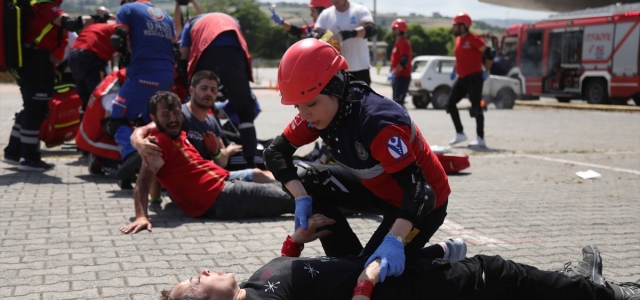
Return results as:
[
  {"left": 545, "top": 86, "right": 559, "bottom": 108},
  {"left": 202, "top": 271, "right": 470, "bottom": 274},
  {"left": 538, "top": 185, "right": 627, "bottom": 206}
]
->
[
  {"left": 119, "top": 91, "right": 294, "bottom": 234},
  {"left": 160, "top": 214, "right": 639, "bottom": 300}
]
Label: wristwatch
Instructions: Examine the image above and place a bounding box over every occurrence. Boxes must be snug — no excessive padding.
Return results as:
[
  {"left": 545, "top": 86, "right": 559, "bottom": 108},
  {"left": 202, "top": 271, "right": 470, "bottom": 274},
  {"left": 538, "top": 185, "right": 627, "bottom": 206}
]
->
[{"left": 388, "top": 233, "right": 404, "bottom": 244}]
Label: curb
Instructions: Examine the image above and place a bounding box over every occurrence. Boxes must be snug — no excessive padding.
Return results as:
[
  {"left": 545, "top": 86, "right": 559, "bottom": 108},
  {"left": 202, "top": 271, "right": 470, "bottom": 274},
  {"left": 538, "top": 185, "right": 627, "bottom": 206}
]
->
[{"left": 515, "top": 100, "right": 640, "bottom": 112}]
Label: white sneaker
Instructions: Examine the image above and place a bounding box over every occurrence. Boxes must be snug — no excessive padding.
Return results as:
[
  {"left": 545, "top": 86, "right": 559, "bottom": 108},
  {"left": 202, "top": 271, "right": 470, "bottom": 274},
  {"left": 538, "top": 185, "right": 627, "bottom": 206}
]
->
[
  {"left": 469, "top": 136, "right": 486, "bottom": 148},
  {"left": 449, "top": 133, "right": 467, "bottom": 145},
  {"left": 442, "top": 237, "right": 467, "bottom": 262}
]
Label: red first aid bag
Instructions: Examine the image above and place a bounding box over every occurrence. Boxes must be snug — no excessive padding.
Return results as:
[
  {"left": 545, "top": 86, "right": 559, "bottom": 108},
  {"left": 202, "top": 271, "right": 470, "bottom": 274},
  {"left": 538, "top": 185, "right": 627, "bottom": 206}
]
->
[
  {"left": 436, "top": 153, "right": 470, "bottom": 174},
  {"left": 39, "top": 89, "right": 81, "bottom": 148}
]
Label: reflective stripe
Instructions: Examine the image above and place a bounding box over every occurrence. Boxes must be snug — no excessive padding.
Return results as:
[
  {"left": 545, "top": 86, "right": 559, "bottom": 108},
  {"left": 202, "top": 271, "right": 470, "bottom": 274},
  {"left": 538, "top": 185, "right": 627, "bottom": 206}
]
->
[
  {"left": 11, "top": 129, "right": 21, "bottom": 138},
  {"left": 238, "top": 122, "right": 254, "bottom": 129},
  {"left": 54, "top": 83, "right": 76, "bottom": 94},
  {"left": 20, "top": 136, "right": 40, "bottom": 144},
  {"left": 335, "top": 160, "right": 385, "bottom": 180},
  {"left": 20, "top": 128, "right": 40, "bottom": 135},
  {"left": 33, "top": 23, "right": 54, "bottom": 45},
  {"left": 78, "top": 126, "right": 122, "bottom": 152},
  {"left": 53, "top": 119, "right": 79, "bottom": 129}
]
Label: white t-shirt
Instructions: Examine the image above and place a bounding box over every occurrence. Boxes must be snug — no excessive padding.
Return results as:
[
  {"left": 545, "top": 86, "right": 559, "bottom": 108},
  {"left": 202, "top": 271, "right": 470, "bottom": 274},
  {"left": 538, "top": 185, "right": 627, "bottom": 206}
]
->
[{"left": 315, "top": 2, "right": 373, "bottom": 72}]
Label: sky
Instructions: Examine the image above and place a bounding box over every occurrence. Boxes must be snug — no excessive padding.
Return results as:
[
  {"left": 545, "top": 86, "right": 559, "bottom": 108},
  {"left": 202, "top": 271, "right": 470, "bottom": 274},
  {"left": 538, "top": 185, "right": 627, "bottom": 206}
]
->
[{"left": 259, "top": 0, "right": 555, "bottom": 20}]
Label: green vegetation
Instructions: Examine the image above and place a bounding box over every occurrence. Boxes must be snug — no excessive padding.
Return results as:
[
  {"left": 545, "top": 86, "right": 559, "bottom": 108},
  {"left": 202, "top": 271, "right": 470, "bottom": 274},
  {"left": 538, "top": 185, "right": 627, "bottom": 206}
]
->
[{"left": 59, "top": 0, "right": 504, "bottom": 60}]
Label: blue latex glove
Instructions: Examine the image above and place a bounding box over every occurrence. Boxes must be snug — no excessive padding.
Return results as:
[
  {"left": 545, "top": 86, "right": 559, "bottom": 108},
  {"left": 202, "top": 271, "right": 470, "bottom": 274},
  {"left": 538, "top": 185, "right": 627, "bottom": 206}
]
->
[
  {"left": 450, "top": 68, "right": 457, "bottom": 80},
  {"left": 364, "top": 234, "right": 406, "bottom": 282},
  {"left": 387, "top": 72, "right": 396, "bottom": 82},
  {"left": 269, "top": 7, "right": 284, "bottom": 25},
  {"left": 294, "top": 196, "right": 313, "bottom": 231},
  {"left": 305, "top": 26, "right": 314, "bottom": 36},
  {"left": 482, "top": 71, "right": 489, "bottom": 81}
]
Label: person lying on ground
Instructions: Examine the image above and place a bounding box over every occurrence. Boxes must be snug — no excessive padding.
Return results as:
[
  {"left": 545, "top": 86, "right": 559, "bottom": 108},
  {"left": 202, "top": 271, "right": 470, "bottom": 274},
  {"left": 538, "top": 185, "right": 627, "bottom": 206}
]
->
[{"left": 159, "top": 214, "right": 639, "bottom": 300}]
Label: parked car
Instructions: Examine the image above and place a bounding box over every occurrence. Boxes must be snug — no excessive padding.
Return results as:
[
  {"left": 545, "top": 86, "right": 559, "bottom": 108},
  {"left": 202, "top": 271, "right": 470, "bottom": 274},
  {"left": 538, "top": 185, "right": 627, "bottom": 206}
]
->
[{"left": 408, "top": 55, "right": 521, "bottom": 109}]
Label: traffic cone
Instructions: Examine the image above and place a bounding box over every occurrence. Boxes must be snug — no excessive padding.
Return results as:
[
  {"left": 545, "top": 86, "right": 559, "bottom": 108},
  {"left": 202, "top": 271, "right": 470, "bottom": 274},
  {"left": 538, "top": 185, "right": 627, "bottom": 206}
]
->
[
  {"left": 269, "top": 79, "right": 273, "bottom": 90},
  {"left": 275, "top": 83, "right": 279, "bottom": 92}
]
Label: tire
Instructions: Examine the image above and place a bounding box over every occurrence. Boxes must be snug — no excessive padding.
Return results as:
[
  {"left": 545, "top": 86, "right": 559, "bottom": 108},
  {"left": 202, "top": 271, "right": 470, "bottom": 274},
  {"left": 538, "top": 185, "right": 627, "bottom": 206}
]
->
[
  {"left": 556, "top": 97, "right": 571, "bottom": 103},
  {"left": 633, "top": 94, "right": 640, "bottom": 106},
  {"left": 431, "top": 88, "right": 451, "bottom": 110},
  {"left": 495, "top": 88, "right": 517, "bottom": 109},
  {"left": 412, "top": 94, "right": 431, "bottom": 109},
  {"left": 584, "top": 79, "right": 609, "bottom": 104}
]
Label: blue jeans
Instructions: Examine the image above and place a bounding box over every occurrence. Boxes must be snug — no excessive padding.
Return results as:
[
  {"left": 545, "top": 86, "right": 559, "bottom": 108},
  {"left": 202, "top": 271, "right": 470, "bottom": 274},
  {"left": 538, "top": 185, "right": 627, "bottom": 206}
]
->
[
  {"left": 110, "top": 72, "right": 173, "bottom": 158},
  {"left": 228, "top": 168, "right": 254, "bottom": 182}
]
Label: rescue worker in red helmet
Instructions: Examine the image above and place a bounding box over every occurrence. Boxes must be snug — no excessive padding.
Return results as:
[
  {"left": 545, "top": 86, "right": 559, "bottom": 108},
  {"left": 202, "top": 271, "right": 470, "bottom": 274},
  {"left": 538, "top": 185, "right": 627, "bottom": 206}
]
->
[
  {"left": 264, "top": 39, "right": 454, "bottom": 282},
  {"left": 388, "top": 19, "right": 413, "bottom": 106},
  {"left": 448, "top": 12, "right": 494, "bottom": 148},
  {"left": 269, "top": 0, "right": 332, "bottom": 39}
]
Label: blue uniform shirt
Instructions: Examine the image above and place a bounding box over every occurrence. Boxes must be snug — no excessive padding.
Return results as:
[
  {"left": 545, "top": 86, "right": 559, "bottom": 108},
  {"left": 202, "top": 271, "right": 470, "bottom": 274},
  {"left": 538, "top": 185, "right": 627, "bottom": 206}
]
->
[{"left": 116, "top": 1, "right": 176, "bottom": 77}]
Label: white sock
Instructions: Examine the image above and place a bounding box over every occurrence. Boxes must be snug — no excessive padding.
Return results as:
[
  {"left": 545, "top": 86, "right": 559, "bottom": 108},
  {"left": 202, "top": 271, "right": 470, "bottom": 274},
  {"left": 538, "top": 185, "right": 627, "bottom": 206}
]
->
[{"left": 439, "top": 241, "right": 450, "bottom": 259}]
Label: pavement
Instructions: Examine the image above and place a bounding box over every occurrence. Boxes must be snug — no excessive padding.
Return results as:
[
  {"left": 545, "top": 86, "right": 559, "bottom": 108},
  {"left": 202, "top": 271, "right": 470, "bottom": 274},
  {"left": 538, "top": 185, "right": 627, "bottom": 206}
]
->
[{"left": 1, "top": 76, "right": 639, "bottom": 299}]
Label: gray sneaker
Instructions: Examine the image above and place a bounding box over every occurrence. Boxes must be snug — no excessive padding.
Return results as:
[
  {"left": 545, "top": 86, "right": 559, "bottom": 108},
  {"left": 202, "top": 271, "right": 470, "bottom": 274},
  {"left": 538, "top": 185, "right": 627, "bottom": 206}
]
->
[
  {"left": 442, "top": 237, "right": 467, "bottom": 262},
  {"left": 608, "top": 280, "right": 640, "bottom": 300},
  {"left": 562, "top": 245, "right": 605, "bottom": 286},
  {"left": 449, "top": 133, "right": 467, "bottom": 145}
]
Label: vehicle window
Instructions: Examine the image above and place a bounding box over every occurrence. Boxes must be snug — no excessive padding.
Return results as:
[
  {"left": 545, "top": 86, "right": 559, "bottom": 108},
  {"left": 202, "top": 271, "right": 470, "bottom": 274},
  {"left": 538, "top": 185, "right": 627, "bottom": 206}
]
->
[
  {"left": 435, "top": 60, "right": 455, "bottom": 74},
  {"left": 502, "top": 36, "right": 518, "bottom": 54},
  {"left": 412, "top": 60, "right": 429, "bottom": 73}
]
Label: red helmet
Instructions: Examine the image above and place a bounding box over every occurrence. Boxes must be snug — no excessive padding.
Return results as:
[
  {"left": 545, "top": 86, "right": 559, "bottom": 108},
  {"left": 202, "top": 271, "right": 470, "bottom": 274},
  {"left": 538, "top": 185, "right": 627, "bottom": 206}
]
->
[
  {"left": 278, "top": 39, "right": 348, "bottom": 105},
  {"left": 308, "top": 0, "right": 332, "bottom": 8},
  {"left": 452, "top": 12, "right": 472, "bottom": 27},
  {"left": 391, "top": 19, "right": 407, "bottom": 33}
]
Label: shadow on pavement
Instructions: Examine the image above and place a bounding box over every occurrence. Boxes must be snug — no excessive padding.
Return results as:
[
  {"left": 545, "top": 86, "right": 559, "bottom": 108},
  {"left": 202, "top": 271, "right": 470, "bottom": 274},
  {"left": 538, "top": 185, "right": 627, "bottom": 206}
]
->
[{"left": 0, "top": 170, "right": 66, "bottom": 186}]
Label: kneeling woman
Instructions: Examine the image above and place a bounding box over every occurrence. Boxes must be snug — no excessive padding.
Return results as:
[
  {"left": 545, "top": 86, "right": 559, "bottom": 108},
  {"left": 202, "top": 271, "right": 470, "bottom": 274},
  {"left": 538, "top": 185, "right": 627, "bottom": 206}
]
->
[{"left": 263, "top": 39, "right": 452, "bottom": 281}]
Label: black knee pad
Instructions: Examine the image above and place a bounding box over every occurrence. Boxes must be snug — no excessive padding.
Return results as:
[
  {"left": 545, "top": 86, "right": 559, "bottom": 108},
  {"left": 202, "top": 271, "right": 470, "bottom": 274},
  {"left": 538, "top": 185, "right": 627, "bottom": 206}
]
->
[
  {"left": 103, "top": 117, "right": 130, "bottom": 138},
  {"left": 295, "top": 162, "right": 332, "bottom": 194},
  {"left": 24, "top": 101, "right": 50, "bottom": 123}
]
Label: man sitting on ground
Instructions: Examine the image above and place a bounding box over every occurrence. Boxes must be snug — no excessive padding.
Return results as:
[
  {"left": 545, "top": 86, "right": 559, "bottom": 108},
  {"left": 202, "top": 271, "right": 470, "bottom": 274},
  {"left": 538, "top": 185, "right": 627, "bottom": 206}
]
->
[
  {"left": 131, "top": 70, "right": 274, "bottom": 183},
  {"left": 160, "top": 214, "right": 639, "bottom": 300},
  {"left": 119, "top": 91, "right": 294, "bottom": 234}
]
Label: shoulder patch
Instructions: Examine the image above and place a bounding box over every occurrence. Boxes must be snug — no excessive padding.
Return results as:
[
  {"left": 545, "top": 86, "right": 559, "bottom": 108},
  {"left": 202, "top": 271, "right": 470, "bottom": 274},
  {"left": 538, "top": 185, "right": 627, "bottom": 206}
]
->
[
  {"left": 387, "top": 135, "right": 408, "bottom": 159},
  {"left": 355, "top": 141, "right": 369, "bottom": 160}
]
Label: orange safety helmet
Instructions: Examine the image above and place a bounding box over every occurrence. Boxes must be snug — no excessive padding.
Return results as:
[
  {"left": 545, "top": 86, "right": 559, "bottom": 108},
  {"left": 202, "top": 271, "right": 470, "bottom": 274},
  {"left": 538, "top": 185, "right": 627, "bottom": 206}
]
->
[
  {"left": 452, "top": 12, "right": 472, "bottom": 27},
  {"left": 278, "top": 39, "right": 348, "bottom": 105},
  {"left": 391, "top": 19, "right": 407, "bottom": 33},
  {"left": 308, "top": 0, "right": 332, "bottom": 8}
]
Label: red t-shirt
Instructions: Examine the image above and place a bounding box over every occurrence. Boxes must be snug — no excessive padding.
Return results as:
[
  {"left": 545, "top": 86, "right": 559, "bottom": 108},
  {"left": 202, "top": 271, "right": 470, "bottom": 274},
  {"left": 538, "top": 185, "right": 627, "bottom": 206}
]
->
[
  {"left": 152, "top": 130, "right": 229, "bottom": 218},
  {"left": 72, "top": 23, "right": 117, "bottom": 61},
  {"left": 454, "top": 34, "right": 485, "bottom": 78},
  {"left": 27, "top": 2, "right": 67, "bottom": 62},
  {"left": 390, "top": 37, "right": 412, "bottom": 77}
]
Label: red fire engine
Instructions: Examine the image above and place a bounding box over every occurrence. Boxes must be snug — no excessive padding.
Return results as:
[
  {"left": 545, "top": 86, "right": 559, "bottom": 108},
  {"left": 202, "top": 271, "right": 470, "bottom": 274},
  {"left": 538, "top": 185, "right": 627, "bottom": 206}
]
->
[{"left": 491, "top": 4, "right": 640, "bottom": 105}]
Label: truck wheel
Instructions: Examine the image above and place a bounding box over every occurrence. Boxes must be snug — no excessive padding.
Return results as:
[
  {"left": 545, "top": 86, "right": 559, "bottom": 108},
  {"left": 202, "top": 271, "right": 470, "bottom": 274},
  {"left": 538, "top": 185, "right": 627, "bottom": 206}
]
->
[
  {"left": 585, "top": 79, "right": 609, "bottom": 104},
  {"left": 431, "top": 88, "right": 451, "bottom": 110},
  {"left": 495, "top": 88, "right": 516, "bottom": 109},
  {"left": 633, "top": 94, "right": 640, "bottom": 106},
  {"left": 556, "top": 97, "right": 571, "bottom": 103},
  {"left": 412, "top": 94, "right": 431, "bottom": 109}
]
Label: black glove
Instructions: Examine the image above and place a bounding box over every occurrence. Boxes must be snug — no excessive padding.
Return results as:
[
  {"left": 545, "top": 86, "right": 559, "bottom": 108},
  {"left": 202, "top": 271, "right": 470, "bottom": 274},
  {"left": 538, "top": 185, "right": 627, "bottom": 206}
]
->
[
  {"left": 90, "top": 14, "right": 110, "bottom": 23},
  {"left": 176, "top": 59, "right": 188, "bottom": 78},
  {"left": 338, "top": 30, "right": 358, "bottom": 41},
  {"left": 119, "top": 53, "right": 130, "bottom": 68}
]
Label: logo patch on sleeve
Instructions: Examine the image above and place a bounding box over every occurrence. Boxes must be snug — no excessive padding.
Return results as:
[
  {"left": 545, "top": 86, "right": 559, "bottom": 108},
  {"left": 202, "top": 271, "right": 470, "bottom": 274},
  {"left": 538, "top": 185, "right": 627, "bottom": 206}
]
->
[{"left": 387, "top": 135, "right": 408, "bottom": 159}]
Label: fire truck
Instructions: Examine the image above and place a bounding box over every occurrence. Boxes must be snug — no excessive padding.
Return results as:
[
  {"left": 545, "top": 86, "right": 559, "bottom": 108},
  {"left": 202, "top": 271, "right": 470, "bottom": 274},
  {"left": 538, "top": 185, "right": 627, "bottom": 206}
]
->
[{"left": 490, "top": 3, "right": 640, "bottom": 105}]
